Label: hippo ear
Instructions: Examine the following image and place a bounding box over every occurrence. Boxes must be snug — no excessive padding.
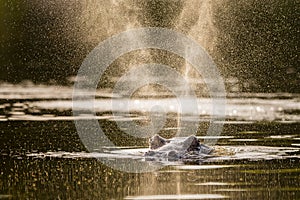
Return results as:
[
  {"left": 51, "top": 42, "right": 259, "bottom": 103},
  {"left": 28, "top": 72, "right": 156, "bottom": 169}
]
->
[
  {"left": 149, "top": 134, "right": 166, "bottom": 150},
  {"left": 184, "top": 135, "right": 199, "bottom": 145}
]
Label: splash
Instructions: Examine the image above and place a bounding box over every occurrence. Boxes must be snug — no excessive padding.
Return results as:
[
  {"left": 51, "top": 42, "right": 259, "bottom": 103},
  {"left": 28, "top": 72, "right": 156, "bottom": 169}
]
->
[
  {"left": 175, "top": 0, "right": 217, "bottom": 52},
  {"left": 77, "top": 0, "right": 219, "bottom": 92}
]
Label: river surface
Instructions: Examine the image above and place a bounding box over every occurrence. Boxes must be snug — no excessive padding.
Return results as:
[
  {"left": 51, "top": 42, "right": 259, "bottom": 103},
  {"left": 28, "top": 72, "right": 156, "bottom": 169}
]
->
[{"left": 0, "top": 84, "right": 300, "bottom": 199}]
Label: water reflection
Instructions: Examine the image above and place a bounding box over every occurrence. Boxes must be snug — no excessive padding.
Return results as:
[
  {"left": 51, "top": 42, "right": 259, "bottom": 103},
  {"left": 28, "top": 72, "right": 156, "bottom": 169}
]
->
[
  {"left": 124, "top": 194, "right": 228, "bottom": 199},
  {"left": 0, "top": 84, "right": 299, "bottom": 199},
  {"left": 0, "top": 84, "right": 299, "bottom": 122},
  {"left": 1, "top": 122, "right": 300, "bottom": 199},
  {"left": 3, "top": 156, "right": 299, "bottom": 199}
]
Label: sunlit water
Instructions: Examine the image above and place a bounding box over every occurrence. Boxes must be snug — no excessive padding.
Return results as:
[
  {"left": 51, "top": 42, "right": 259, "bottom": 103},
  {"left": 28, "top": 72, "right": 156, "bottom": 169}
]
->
[{"left": 0, "top": 84, "right": 300, "bottom": 199}]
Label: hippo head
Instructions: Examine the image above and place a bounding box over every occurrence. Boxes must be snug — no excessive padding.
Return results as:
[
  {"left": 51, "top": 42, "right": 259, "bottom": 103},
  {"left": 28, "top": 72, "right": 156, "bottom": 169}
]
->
[{"left": 146, "top": 134, "right": 214, "bottom": 160}]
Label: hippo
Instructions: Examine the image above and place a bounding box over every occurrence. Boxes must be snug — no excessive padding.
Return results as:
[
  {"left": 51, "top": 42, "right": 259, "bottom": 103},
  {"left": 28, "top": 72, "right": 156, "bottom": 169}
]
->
[{"left": 144, "top": 134, "right": 214, "bottom": 161}]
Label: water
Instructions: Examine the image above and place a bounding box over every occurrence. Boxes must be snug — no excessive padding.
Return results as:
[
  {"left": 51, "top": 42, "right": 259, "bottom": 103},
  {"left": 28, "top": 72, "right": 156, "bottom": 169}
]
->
[
  {"left": 0, "top": 84, "right": 299, "bottom": 199},
  {"left": 0, "top": 1, "right": 299, "bottom": 199}
]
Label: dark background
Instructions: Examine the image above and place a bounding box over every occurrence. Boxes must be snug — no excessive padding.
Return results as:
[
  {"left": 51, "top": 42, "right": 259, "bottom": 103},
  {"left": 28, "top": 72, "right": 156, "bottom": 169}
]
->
[{"left": 0, "top": 0, "right": 299, "bottom": 92}]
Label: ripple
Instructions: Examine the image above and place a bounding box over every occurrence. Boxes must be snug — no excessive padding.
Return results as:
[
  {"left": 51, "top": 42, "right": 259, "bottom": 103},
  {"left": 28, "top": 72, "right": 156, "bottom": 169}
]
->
[
  {"left": 124, "top": 194, "right": 228, "bottom": 200},
  {"left": 0, "top": 195, "right": 12, "bottom": 199},
  {"left": 291, "top": 143, "right": 300, "bottom": 147},
  {"left": 210, "top": 146, "right": 300, "bottom": 161},
  {"left": 26, "top": 145, "right": 300, "bottom": 164},
  {"left": 1, "top": 86, "right": 299, "bottom": 122},
  {"left": 241, "top": 168, "right": 300, "bottom": 174},
  {"left": 267, "top": 135, "right": 296, "bottom": 139},
  {"left": 229, "top": 139, "right": 258, "bottom": 142},
  {"left": 175, "top": 165, "right": 235, "bottom": 170},
  {"left": 196, "top": 182, "right": 252, "bottom": 186},
  {"left": 215, "top": 187, "right": 300, "bottom": 192}
]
